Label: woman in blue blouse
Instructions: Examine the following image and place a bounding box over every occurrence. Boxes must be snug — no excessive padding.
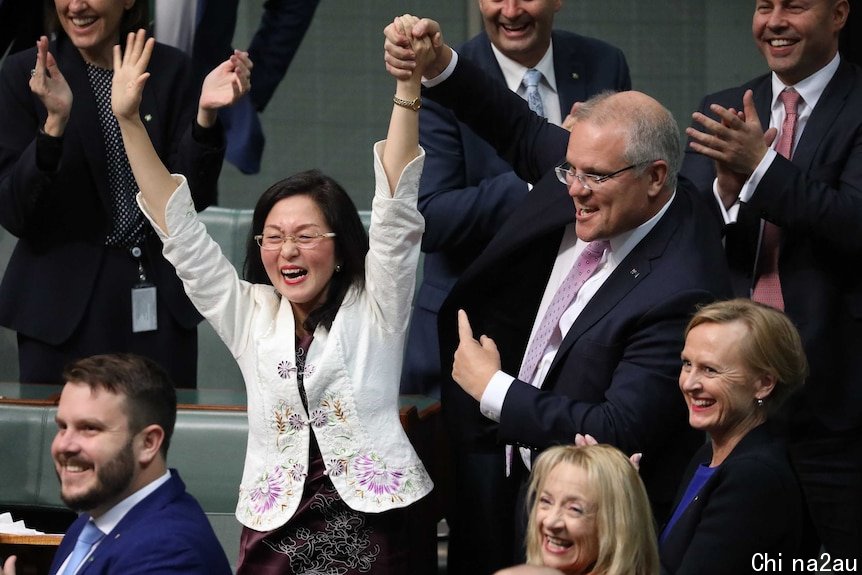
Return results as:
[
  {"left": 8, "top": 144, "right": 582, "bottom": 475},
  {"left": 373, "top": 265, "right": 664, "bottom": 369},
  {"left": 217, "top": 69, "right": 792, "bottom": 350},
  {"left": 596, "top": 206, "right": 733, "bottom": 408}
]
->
[{"left": 660, "top": 299, "right": 807, "bottom": 574}]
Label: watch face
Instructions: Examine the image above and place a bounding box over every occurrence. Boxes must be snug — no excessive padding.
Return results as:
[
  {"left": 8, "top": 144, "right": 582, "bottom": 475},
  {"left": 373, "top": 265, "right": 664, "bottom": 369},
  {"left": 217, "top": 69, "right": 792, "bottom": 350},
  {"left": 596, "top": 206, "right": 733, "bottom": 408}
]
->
[{"left": 395, "top": 96, "right": 420, "bottom": 111}]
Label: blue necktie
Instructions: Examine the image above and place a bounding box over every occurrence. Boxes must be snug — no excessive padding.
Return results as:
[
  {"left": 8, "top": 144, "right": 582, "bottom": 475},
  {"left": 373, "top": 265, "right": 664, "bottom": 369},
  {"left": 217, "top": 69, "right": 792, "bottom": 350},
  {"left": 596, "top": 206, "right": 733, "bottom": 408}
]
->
[
  {"left": 523, "top": 68, "right": 545, "bottom": 117},
  {"left": 64, "top": 521, "right": 104, "bottom": 574}
]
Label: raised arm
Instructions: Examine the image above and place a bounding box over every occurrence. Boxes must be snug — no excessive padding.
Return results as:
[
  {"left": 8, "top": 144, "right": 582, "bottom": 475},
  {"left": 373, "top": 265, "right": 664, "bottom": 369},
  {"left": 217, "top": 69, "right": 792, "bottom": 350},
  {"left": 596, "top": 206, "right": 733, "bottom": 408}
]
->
[
  {"left": 380, "top": 14, "right": 437, "bottom": 194},
  {"left": 111, "top": 31, "right": 177, "bottom": 232},
  {"left": 112, "top": 30, "right": 250, "bottom": 232}
]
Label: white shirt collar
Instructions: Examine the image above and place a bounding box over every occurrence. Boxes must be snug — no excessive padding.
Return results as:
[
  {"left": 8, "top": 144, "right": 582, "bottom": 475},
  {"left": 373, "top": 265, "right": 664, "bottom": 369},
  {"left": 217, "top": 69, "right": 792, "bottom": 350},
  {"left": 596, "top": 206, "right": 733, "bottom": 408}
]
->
[
  {"left": 770, "top": 52, "right": 840, "bottom": 112},
  {"left": 490, "top": 40, "right": 558, "bottom": 96},
  {"left": 605, "top": 191, "right": 676, "bottom": 264},
  {"left": 91, "top": 469, "right": 171, "bottom": 535}
]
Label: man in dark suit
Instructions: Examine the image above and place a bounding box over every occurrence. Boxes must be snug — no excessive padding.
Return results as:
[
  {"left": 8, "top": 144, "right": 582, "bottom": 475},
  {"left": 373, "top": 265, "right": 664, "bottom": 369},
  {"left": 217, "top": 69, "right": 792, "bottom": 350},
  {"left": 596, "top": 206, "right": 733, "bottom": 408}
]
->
[
  {"left": 155, "top": 0, "right": 321, "bottom": 174},
  {"left": 680, "top": 0, "right": 862, "bottom": 557},
  {"left": 1, "top": 354, "right": 231, "bottom": 575},
  {"left": 386, "top": 20, "right": 730, "bottom": 574},
  {"left": 400, "top": 0, "right": 630, "bottom": 398}
]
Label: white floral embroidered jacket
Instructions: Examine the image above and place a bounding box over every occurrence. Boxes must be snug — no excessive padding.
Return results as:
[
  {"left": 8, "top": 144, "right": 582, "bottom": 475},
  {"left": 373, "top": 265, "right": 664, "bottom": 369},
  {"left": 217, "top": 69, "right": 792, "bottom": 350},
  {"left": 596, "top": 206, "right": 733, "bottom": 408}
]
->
[{"left": 139, "top": 142, "right": 433, "bottom": 531}]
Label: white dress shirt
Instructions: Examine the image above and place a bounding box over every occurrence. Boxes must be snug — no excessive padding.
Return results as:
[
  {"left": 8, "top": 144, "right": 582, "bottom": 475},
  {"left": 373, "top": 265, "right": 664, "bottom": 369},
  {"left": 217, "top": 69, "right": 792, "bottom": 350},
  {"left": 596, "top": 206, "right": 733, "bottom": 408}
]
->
[{"left": 714, "top": 53, "right": 840, "bottom": 223}]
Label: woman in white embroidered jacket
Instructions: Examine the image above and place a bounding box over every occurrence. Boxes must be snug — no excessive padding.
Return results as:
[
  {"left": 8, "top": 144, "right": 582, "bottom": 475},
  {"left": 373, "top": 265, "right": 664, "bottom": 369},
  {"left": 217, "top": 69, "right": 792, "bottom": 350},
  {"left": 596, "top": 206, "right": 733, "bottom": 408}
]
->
[{"left": 111, "top": 17, "right": 435, "bottom": 574}]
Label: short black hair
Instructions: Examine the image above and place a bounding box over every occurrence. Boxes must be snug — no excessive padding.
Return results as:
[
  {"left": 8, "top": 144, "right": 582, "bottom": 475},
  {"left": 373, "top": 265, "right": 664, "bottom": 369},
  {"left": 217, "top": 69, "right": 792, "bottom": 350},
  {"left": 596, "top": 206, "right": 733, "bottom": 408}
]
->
[
  {"left": 62, "top": 353, "right": 176, "bottom": 457},
  {"left": 243, "top": 169, "right": 368, "bottom": 333}
]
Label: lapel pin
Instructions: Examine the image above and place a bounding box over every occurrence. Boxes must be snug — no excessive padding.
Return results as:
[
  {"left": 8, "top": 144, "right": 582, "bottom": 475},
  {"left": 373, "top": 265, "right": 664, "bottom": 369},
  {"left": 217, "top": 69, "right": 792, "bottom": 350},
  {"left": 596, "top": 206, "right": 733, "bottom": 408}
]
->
[
  {"left": 630, "top": 268, "right": 640, "bottom": 279},
  {"left": 571, "top": 72, "right": 580, "bottom": 80},
  {"left": 144, "top": 114, "right": 152, "bottom": 123}
]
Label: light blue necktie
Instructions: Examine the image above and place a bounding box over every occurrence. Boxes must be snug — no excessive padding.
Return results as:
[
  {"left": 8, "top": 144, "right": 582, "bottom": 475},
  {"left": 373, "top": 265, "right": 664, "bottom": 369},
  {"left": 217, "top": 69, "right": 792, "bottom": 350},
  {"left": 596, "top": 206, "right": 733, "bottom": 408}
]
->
[
  {"left": 64, "top": 521, "right": 104, "bottom": 574},
  {"left": 522, "top": 68, "right": 545, "bottom": 117}
]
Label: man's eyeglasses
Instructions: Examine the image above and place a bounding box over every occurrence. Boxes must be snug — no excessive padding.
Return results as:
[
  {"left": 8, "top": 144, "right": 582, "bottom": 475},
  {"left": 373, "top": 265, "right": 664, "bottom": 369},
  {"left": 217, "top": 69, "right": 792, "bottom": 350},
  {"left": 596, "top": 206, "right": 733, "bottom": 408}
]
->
[
  {"left": 554, "top": 160, "right": 656, "bottom": 191},
  {"left": 254, "top": 231, "right": 336, "bottom": 251}
]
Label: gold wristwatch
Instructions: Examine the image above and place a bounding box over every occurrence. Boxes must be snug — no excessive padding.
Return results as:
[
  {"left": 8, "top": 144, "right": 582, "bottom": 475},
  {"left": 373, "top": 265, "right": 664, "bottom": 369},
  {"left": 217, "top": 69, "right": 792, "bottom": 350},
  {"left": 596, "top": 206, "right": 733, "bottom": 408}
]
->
[{"left": 393, "top": 95, "right": 421, "bottom": 111}]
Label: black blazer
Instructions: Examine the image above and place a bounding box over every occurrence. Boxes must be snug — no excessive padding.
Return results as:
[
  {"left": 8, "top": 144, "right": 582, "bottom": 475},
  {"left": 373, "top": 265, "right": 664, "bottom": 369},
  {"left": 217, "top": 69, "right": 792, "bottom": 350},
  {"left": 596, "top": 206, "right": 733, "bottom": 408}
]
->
[
  {"left": 428, "top": 55, "right": 733, "bottom": 517},
  {"left": 402, "top": 30, "right": 631, "bottom": 395},
  {"left": 659, "top": 425, "right": 804, "bottom": 575},
  {"left": 679, "top": 60, "right": 862, "bottom": 431},
  {"left": 0, "top": 36, "right": 225, "bottom": 344}
]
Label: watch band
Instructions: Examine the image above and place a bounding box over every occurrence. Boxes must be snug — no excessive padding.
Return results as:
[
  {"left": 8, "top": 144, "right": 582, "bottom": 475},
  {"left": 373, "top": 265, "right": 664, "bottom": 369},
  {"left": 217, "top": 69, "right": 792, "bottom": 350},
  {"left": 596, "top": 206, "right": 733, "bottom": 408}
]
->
[{"left": 393, "top": 95, "right": 421, "bottom": 111}]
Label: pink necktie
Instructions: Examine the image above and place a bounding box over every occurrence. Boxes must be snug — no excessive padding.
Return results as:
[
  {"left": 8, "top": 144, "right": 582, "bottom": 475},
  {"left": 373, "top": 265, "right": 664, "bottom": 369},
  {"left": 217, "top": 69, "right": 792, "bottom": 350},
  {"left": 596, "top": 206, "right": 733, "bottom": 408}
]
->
[
  {"left": 506, "top": 239, "right": 610, "bottom": 475},
  {"left": 518, "top": 239, "right": 610, "bottom": 384},
  {"left": 752, "top": 89, "right": 800, "bottom": 310}
]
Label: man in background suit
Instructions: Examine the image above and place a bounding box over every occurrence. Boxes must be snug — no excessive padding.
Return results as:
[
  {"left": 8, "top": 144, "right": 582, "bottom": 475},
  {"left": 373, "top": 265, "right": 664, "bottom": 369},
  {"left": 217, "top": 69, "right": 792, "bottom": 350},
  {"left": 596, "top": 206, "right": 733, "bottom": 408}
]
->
[
  {"left": 155, "top": 0, "right": 321, "bottom": 174},
  {"left": 680, "top": 0, "right": 862, "bottom": 557},
  {"left": 386, "top": 20, "right": 730, "bottom": 574},
  {"left": 400, "top": 0, "right": 631, "bottom": 398},
  {"left": 1, "top": 354, "right": 231, "bottom": 575}
]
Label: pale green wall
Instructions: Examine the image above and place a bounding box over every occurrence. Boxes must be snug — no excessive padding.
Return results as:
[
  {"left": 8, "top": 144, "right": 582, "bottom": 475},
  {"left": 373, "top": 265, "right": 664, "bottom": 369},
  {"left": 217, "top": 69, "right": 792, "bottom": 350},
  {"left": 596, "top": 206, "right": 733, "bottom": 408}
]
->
[{"left": 218, "top": 0, "right": 764, "bottom": 211}]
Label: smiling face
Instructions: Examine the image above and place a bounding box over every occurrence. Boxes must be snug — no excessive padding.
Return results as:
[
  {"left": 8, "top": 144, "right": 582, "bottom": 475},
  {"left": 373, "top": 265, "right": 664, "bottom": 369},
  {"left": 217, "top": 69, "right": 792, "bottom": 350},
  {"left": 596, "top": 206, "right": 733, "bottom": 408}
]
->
[
  {"left": 679, "top": 321, "right": 775, "bottom": 450},
  {"left": 752, "top": 0, "right": 848, "bottom": 85},
  {"left": 51, "top": 382, "right": 138, "bottom": 518},
  {"left": 54, "top": 0, "right": 135, "bottom": 67},
  {"left": 534, "top": 462, "right": 599, "bottom": 575},
  {"left": 565, "top": 120, "right": 660, "bottom": 242},
  {"left": 478, "top": 0, "right": 561, "bottom": 67},
  {"left": 261, "top": 195, "right": 338, "bottom": 328}
]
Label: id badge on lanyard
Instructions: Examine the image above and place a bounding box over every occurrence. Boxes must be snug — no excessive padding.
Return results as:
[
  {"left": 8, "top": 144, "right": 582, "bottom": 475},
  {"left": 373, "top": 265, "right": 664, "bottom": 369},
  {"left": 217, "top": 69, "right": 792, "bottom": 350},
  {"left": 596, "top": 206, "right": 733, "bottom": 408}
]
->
[{"left": 131, "top": 246, "right": 157, "bottom": 333}]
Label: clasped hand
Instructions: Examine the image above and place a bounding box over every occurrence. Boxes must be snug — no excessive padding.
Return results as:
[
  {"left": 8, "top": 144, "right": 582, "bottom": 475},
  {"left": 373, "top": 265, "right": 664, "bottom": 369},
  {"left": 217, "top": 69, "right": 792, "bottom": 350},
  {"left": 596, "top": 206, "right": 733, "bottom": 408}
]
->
[{"left": 383, "top": 16, "right": 447, "bottom": 81}]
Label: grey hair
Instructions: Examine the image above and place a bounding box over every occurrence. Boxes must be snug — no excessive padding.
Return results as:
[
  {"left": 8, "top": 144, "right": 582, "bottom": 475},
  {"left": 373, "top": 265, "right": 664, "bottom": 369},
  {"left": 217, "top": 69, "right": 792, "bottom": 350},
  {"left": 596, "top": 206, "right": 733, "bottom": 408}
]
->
[{"left": 573, "top": 91, "right": 681, "bottom": 191}]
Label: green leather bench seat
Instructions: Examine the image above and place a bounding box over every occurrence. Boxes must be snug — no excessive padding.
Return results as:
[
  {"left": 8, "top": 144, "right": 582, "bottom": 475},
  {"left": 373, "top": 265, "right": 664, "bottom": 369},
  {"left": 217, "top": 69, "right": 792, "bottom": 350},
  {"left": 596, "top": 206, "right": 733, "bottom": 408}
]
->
[{"left": 0, "top": 404, "right": 247, "bottom": 515}]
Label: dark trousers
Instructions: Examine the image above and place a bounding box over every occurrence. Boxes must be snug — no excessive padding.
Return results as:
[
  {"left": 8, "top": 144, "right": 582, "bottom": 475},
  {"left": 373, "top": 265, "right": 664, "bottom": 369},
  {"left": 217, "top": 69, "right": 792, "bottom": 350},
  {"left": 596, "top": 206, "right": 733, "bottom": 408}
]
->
[
  {"left": 788, "top": 420, "right": 862, "bottom": 560},
  {"left": 445, "top": 448, "right": 528, "bottom": 575},
  {"left": 18, "top": 248, "right": 197, "bottom": 387}
]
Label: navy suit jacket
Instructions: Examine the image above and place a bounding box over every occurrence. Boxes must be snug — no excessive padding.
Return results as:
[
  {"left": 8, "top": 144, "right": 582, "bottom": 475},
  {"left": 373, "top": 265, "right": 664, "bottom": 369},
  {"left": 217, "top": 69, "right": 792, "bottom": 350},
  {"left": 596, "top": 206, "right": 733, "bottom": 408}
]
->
[
  {"left": 49, "top": 471, "right": 231, "bottom": 575},
  {"left": 402, "top": 30, "right": 631, "bottom": 395},
  {"left": 0, "top": 37, "right": 224, "bottom": 346},
  {"left": 191, "top": 0, "right": 321, "bottom": 173},
  {"left": 659, "top": 426, "right": 804, "bottom": 575},
  {"left": 679, "top": 60, "right": 862, "bottom": 431},
  {"left": 428, "top": 55, "right": 732, "bottom": 518}
]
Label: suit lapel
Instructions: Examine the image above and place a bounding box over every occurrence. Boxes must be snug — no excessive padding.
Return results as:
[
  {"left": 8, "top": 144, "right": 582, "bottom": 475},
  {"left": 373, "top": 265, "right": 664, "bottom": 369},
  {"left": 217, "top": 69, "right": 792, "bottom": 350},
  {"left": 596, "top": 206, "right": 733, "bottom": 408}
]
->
[
  {"left": 57, "top": 38, "right": 111, "bottom": 210},
  {"left": 544, "top": 193, "right": 682, "bottom": 383},
  {"left": 792, "top": 61, "right": 853, "bottom": 172},
  {"left": 82, "top": 474, "right": 180, "bottom": 571},
  {"left": 551, "top": 32, "right": 588, "bottom": 113}
]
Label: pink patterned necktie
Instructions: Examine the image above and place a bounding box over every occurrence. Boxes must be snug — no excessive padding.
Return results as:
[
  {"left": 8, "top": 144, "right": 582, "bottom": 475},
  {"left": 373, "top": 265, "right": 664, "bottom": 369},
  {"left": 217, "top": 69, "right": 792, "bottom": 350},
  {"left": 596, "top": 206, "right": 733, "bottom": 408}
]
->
[
  {"left": 519, "top": 239, "right": 610, "bottom": 384},
  {"left": 506, "top": 239, "right": 609, "bottom": 476},
  {"left": 752, "top": 88, "right": 800, "bottom": 310}
]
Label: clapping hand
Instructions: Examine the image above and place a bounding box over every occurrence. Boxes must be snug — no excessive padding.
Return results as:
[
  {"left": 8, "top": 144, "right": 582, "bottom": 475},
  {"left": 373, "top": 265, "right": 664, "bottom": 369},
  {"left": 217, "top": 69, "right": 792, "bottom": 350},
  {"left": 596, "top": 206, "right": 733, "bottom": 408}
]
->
[
  {"left": 111, "top": 29, "right": 154, "bottom": 124},
  {"left": 29, "top": 36, "right": 73, "bottom": 137},
  {"left": 197, "top": 50, "right": 253, "bottom": 127}
]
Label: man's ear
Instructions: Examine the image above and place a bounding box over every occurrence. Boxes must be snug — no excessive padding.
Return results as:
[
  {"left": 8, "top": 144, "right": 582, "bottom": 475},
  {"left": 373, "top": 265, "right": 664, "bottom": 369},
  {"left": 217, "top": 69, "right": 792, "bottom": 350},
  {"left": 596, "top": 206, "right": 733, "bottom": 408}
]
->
[
  {"left": 135, "top": 424, "right": 165, "bottom": 465},
  {"left": 647, "top": 160, "right": 669, "bottom": 198}
]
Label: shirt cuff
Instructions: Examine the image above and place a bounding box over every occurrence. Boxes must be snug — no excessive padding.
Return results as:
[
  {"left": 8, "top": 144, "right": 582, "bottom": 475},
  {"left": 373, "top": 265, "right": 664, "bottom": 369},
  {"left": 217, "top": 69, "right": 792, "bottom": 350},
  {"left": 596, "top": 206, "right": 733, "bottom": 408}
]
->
[
  {"left": 712, "top": 178, "right": 740, "bottom": 224},
  {"left": 479, "top": 370, "right": 514, "bottom": 422},
  {"left": 422, "top": 50, "right": 459, "bottom": 88},
  {"left": 739, "top": 148, "right": 776, "bottom": 204}
]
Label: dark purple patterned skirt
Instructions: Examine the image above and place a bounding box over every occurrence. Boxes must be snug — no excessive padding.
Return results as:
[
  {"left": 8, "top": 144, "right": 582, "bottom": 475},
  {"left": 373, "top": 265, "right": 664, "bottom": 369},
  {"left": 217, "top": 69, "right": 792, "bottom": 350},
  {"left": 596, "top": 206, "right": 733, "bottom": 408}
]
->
[{"left": 235, "top": 435, "right": 410, "bottom": 575}]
